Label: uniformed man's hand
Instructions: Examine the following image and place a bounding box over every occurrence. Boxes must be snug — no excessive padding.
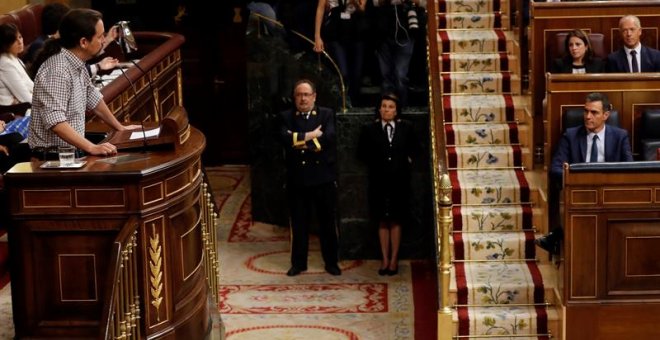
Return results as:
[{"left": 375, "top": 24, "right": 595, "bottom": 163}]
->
[{"left": 311, "top": 125, "right": 323, "bottom": 138}]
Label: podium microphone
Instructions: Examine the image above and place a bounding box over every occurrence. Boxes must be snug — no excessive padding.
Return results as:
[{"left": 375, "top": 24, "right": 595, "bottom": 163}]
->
[{"left": 129, "top": 59, "right": 161, "bottom": 121}]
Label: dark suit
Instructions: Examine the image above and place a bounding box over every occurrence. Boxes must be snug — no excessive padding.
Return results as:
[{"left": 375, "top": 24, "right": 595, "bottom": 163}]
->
[
  {"left": 606, "top": 46, "right": 660, "bottom": 72},
  {"left": 550, "top": 57, "right": 605, "bottom": 73},
  {"left": 551, "top": 124, "right": 633, "bottom": 180},
  {"left": 358, "top": 118, "right": 418, "bottom": 223},
  {"left": 279, "top": 106, "right": 338, "bottom": 270},
  {"left": 548, "top": 124, "right": 633, "bottom": 230}
]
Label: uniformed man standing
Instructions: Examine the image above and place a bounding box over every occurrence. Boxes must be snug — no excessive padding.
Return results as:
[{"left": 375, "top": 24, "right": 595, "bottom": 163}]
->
[{"left": 279, "top": 79, "right": 341, "bottom": 277}]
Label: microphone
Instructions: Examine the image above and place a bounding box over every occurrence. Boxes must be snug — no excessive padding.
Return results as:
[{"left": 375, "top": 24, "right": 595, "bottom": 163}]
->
[
  {"left": 117, "top": 65, "right": 138, "bottom": 122},
  {"left": 128, "top": 59, "right": 161, "bottom": 120}
]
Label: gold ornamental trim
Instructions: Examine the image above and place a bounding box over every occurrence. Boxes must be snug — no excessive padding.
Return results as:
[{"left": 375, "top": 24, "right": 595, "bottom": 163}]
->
[{"left": 149, "top": 223, "right": 164, "bottom": 321}]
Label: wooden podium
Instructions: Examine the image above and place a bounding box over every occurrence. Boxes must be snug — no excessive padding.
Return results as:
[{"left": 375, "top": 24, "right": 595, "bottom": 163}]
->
[
  {"left": 562, "top": 162, "right": 660, "bottom": 339},
  {"left": 4, "top": 109, "right": 215, "bottom": 339}
]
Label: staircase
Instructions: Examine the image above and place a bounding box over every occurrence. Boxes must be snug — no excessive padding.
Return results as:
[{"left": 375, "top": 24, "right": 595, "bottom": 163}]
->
[{"left": 432, "top": 0, "right": 559, "bottom": 338}]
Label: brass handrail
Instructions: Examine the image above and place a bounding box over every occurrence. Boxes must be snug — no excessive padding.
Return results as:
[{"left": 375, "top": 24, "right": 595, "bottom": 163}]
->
[{"left": 250, "top": 12, "right": 347, "bottom": 113}]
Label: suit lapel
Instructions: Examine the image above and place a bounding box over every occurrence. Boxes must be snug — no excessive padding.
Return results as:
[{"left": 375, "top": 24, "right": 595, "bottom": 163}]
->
[
  {"left": 578, "top": 127, "right": 588, "bottom": 162},
  {"left": 604, "top": 126, "right": 615, "bottom": 161},
  {"left": 619, "top": 49, "right": 630, "bottom": 72}
]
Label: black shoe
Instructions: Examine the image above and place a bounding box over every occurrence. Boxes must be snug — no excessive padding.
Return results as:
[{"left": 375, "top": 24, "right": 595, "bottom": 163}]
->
[
  {"left": 325, "top": 264, "right": 342, "bottom": 276},
  {"left": 286, "top": 266, "right": 306, "bottom": 277},
  {"left": 535, "top": 232, "right": 559, "bottom": 255},
  {"left": 378, "top": 268, "right": 388, "bottom": 276},
  {"left": 387, "top": 267, "right": 398, "bottom": 276}
]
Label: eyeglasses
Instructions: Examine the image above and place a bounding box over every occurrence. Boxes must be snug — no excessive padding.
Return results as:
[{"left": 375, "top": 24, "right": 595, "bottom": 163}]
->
[{"left": 294, "top": 92, "right": 314, "bottom": 98}]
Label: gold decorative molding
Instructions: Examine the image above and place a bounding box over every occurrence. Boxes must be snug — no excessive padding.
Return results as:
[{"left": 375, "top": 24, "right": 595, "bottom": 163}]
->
[{"left": 149, "top": 223, "right": 164, "bottom": 321}]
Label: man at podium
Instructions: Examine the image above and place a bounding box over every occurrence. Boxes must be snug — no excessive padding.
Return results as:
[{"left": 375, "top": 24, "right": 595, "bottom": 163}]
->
[{"left": 28, "top": 8, "right": 139, "bottom": 160}]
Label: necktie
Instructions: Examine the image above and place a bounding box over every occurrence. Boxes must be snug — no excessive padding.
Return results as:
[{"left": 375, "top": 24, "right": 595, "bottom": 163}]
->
[
  {"left": 590, "top": 135, "right": 599, "bottom": 162},
  {"left": 631, "top": 50, "right": 639, "bottom": 73},
  {"left": 385, "top": 123, "right": 393, "bottom": 142}
]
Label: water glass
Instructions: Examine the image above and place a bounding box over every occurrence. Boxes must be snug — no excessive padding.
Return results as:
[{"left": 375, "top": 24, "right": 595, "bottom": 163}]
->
[{"left": 58, "top": 146, "right": 76, "bottom": 166}]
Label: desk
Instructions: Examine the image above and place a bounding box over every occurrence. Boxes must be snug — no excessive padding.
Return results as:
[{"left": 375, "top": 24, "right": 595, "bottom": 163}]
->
[{"left": 5, "top": 128, "right": 212, "bottom": 339}]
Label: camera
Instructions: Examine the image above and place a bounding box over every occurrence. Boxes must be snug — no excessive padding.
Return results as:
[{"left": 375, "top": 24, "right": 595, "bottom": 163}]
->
[{"left": 406, "top": 3, "right": 419, "bottom": 31}]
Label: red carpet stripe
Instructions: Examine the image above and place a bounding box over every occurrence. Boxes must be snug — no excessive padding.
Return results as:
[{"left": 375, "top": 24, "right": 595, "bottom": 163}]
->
[
  {"left": 498, "top": 52, "right": 508, "bottom": 70},
  {"left": 534, "top": 305, "right": 550, "bottom": 336},
  {"left": 495, "top": 30, "right": 506, "bottom": 51},
  {"left": 457, "top": 306, "right": 470, "bottom": 336},
  {"left": 448, "top": 170, "right": 462, "bottom": 204},
  {"left": 452, "top": 232, "right": 465, "bottom": 260},
  {"left": 444, "top": 125, "right": 456, "bottom": 145},
  {"left": 507, "top": 122, "right": 519, "bottom": 143},
  {"left": 437, "top": 14, "right": 447, "bottom": 29},
  {"left": 440, "top": 54, "right": 450, "bottom": 72},
  {"left": 524, "top": 230, "right": 537, "bottom": 259},
  {"left": 501, "top": 72, "right": 511, "bottom": 92},
  {"left": 411, "top": 260, "right": 438, "bottom": 339},
  {"left": 503, "top": 94, "right": 515, "bottom": 121},
  {"left": 446, "top": 146, "right": 458, "bottom": 167},
  {"left": 526, "top": 261, "right": 546, "bottom": 304},
  {"left": 514, "top": 168, "right": 530, "bottom": 202},
  {"left": 454, "top": 262, "right": 468, "bottom": 305},
  {"left": 443, "top": 95, "right": 454, "bottom": 122},
  {"left": 494, "top": 13, "right": 502, "bottom": 28},
  {"left": 452, "top": 206, "right": 463, "bottom": 231},
  {"left": 438, "top": 31, "right": 450, "bottom": 53},
  {"left": 522, "top": 205, "right": 533, "bottom": 230}
]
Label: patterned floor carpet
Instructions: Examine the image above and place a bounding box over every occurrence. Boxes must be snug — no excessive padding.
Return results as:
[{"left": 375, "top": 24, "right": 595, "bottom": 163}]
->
[{"left": 0, "top": 165, "right": 437, "bottom": 339}]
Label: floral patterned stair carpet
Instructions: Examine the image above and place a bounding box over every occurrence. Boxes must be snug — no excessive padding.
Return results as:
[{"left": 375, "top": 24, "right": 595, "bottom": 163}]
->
[{"left": 436, "top": 0, "right": 551, "bottom": 338}]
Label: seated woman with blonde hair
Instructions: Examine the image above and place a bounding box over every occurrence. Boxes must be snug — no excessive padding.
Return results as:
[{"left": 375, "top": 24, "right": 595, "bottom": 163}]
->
[
  {"left": 551, "top": 29, "right": 605, "bottom": 74},
  {"left": 0, "top": 23, "right": 33, "bottom": 107}
]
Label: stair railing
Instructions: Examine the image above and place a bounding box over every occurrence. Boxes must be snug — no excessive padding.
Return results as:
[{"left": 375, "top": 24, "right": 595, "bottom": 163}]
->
[
  {"left": 99, "top": 217, "right": 141, "bottom": 340},
  {"left": 250, "top": 12, "right": 347, "bottom": 113},
  {"left": 425, "top": 1, "right": 452, "bottom": 339}
]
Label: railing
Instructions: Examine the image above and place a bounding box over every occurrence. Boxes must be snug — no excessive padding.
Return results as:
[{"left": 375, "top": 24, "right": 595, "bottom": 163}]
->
[
  {"left": 100, "top": 218, "right": 141, "bottom": 340},
  {"left": 425, "top": 1, "right": 451, "bottom": 339},
  {"left": 201, "top": 181, "right": 220, "bottom": 303},
  {"left": 248, "top": 12, "right": 347, "bottom": 113}
]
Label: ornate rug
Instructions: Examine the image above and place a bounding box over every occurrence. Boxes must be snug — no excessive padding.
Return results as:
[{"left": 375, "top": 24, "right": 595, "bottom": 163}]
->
[
  {"left": 437, "top": 0, "right": 550, "bottom": 338},
  {"left": 208, "top": 165, "right": 433, "bottom": 339}
]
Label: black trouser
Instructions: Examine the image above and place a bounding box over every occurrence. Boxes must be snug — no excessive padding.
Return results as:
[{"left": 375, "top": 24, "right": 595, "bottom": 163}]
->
[
  {"left": 0, "top": 132, "right": 30, "bottom": 173},
  {"left": 288, "top": 181, "right": 338, "bottom": 269}
]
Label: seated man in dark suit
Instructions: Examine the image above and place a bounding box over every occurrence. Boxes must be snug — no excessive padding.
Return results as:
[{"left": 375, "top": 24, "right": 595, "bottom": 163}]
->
[
  {"left": 537, "top": 92, "right": 633, "bottom": 255},
  {"left": 606, "top": 15, "right": 660, "bottom": 72}
]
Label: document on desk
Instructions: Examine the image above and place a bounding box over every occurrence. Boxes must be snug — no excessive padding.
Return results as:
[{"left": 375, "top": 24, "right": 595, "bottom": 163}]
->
[{"left": 130, "top": 127, "right": 160, "bottom": 140}]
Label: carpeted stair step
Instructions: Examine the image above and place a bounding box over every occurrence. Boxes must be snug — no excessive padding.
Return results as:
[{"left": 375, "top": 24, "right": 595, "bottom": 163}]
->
[
  {"left": 452, "top": 205, "right": 533, "bottom": 232},
  {"left": 452, "top": 231, "right": 536, "bottom": 261},
  {"left": 452, "top": 305, "right": 554, "bottom": 339},
  {"left": 441, "top": 72, "right": 520, "bottom": 95},
  {"left": 449, "top": 169, "right": 531, "bottom": 205},
  {"left": 452, "top": 262, "right": 545, "bottom": 306},
  {"left": 437, "top": 13, "right": 507, "bottom": 30},
  {"left": 437, "top": 30, "right": 515, "bottom": 54},
  {"left": 436, "top": 0, "right": 506, "bottom": 15},
  {"left": 445, "top": 122, "right": 520, "bottom": 146},
  {"left": 447, "top": 145, "right": 526, "bottom": 169},
  {"left": 440, "top": 52, "right": 518, "bottom": 73},
  {"left": 446, "top": 123, "right": 531, "bottom": 150},
  {"left": 443, "top": 94, "right": 529, "bottom": 124}
]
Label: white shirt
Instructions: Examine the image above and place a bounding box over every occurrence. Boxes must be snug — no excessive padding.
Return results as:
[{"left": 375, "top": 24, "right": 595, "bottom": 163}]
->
[
  {"left": 624, "top": 44, "right": 642, "bottom": 73},
  {"left": 0, "top": 53, "right": 33, "bottom": 105},
  {"left": 586, "top": 126, "right": 605, "bottom": 163},
  {"left": 381, "top": 120, "right": 395, "bottom": 142}
]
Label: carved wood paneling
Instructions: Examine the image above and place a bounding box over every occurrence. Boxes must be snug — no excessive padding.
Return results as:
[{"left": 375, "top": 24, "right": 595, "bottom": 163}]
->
[{"left": 569, "top": 214, "right": 598, "bottom": 298}]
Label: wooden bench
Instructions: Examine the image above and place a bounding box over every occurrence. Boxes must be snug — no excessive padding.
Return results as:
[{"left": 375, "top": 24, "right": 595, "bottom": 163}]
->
[{"left": 530, "top": 1, "right": 660, "bottom": 148}]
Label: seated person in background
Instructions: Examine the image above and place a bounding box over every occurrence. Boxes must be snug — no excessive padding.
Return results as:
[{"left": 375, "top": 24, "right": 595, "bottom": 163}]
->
[
  {"left": 0, "top": 23, "right": 33, "bottom": 106},
  {"left": 551, "top": 29, "right": 604, "bottom": 73},
  {"left": 537, "top": 92, "right": 633, "bottom": 255},
  {"left": 24, "top": 2, "right": 70, "bottom": 65},
  {"left": 606, "top": 15, "right": 660, "bottom": 72},
  {"left": 25, "top": 2, "right": 119, "bottom": 79}
]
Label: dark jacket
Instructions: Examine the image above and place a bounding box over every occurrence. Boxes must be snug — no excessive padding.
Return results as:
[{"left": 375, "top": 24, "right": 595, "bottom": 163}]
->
[
  {"left": 606, "top": 45, "right": 660, "bottom": 72},
  {"left": 550, "top": 124, "right": 633, "bottom": 181},
  {"left": 279, "top": 106, "right": 337, "bottom": 188},
  {"left": 550, "top": 57, "right": 605, "bottom": 73}
]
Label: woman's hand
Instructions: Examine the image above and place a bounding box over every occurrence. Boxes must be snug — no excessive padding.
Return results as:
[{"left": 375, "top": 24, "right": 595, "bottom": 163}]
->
[{"left": 314, "top": 37, "right": 325, "bottom": 53}]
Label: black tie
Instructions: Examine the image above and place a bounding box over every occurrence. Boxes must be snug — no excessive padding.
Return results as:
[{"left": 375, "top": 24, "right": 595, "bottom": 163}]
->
[
  {"left": 385, "top": 123, "right": 393, "bottom": 142},
  {"left": 631, "top": 50, "right": 639, "bottom": 73},
  {"left": 590, "top": 135, "right": 599, "bottom": 163}
]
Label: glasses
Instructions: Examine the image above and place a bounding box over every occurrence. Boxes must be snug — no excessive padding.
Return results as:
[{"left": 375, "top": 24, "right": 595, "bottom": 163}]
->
[{"left": 294, "top": 92, "right": 314, "bottom": 98}]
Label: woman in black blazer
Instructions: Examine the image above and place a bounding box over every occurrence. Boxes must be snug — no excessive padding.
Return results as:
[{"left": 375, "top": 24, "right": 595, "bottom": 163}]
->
[
  {"left": 358, "top": 93, "right": 419, "bottom": 276},
  {"left": 551, "top": 29, "right": 605, "bottom": 73}
]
